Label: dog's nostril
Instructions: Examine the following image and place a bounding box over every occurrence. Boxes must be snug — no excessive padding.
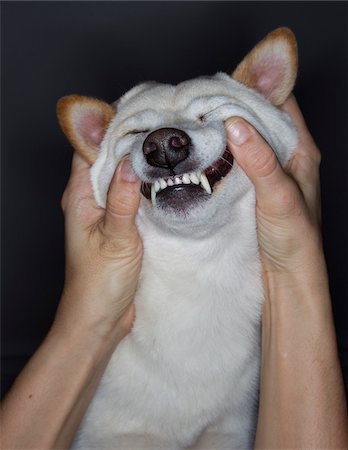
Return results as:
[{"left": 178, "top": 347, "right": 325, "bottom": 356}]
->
[
  {"left": 170, "top": 135, "right": 189, "bottom": 149},
  {"left": 144, "top": 141, "right": 158, "bottom": 155},
  {"left": 143, "top": 128, "right": 191, "bottom": 169}
]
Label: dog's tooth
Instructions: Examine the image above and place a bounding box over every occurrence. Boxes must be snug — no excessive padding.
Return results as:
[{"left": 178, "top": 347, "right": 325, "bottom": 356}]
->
[
  {"left": 200, "top": 173, "right": 212, "bottom": 194},
  {"left": 151, "top": 184, "right": 157, "bottom": 206},
  {"left": 182, "top": 174, "right": 190, "bottom": 184},
  {"left": 167, "top": 178, "right": 174, "bottom": 186},
  {"left": 160, "top": 178, "right": 167, "bottom": 190},
  {"left": 154, "top": 180, "right": 161, "bottom": 193},
  {"left": 189, "top": 172, "right": 200, "bottom": 185},
  {"left": 174, "top": 177, "right": 181, "bottom": 185}
]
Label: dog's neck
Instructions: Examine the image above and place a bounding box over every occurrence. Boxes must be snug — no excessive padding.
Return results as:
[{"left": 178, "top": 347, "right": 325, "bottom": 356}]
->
[{"left": 136, "top": 187, "right": 257, "bottom": 259}]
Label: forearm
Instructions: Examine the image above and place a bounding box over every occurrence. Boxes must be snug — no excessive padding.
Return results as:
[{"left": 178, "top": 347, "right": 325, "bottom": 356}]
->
[
  {"left": 1, "top": 312, "right": 123, "bottom": 450},
  {"left": 255, "top": 255, "right": 348, "bottom": 448}
]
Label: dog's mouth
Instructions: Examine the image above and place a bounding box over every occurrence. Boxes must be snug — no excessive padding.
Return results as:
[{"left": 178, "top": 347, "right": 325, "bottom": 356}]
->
[{"left": 140, "top": 147, "right": 233, "bottom": 208}]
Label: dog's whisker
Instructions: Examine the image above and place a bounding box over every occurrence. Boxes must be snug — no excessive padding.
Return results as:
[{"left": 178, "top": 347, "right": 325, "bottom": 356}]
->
[
  {"left": 210, "top": 164, "right": 225, "bottom": 177},
  {"left": 218, "top": 156, "right": 234, "bottom": 168}
]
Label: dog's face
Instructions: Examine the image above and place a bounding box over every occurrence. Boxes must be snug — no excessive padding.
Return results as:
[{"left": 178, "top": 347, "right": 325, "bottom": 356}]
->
[
  {"left": 58, "top": 28, "right": 298, "bottom": 235},
  {"left": 112, "top": 77, "right": 235, "bottom": 212}
]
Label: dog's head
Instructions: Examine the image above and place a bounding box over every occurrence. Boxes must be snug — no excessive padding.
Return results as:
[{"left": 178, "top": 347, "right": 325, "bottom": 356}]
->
[{"left": 58, "top": 28, "right": 298, "bottom": 235}]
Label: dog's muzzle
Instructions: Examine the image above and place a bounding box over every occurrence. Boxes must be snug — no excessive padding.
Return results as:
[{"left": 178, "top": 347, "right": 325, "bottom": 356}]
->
[{"left": 140, "top": 127, "right": 234, "bottom": 209}]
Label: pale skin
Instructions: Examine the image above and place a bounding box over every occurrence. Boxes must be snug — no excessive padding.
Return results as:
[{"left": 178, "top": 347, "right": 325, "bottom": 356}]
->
[
  {"left": 1, "top": 95, "right": 347, "bottom": 449},
  {"left": 226, "top": 95, "right": 348, "bottom": 448},
  {"left": 1, "top": 157, "right": 143, "bottom": 449}
]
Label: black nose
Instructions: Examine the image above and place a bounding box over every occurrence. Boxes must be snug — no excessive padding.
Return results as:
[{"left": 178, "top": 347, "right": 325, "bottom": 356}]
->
[{"left": 143, "top": 128, "right": 191, "bottom": 169}]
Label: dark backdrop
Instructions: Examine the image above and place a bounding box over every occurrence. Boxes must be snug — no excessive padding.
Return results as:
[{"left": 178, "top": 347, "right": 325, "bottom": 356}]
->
[{"left": 1, "top": 1, "right": 347, "bottom": 397}]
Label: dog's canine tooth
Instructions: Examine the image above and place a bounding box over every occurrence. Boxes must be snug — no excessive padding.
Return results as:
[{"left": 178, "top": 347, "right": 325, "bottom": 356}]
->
[
  {"left": 167, "top": 178, "right": 174, "bottom": 187},
  {"left": 154, "top": 180, "right": 161, "bottom": 193},
  {"left": 160, "top": 178, "right": 167, "bottom": 190},
  {"left": 200, "top": 173, "right": 212, "bottom": 194},
  {"left": 182, "top": 174, "right": 190, "bottom": 184},
  {"left": 151, "top": 184, "right": 157, "bottom": 206},
  {"left": 190, "top": 173, "right": 200, "bottom": 185}
]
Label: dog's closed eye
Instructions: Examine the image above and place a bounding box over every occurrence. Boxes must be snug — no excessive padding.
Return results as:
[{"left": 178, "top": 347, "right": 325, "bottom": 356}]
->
[
  {"left": 198, "top": 103, "right": 234, "bottom": 123},
  {"left": 125, "top": 129, "right": 151, "bottom": 136},
  {"left": 198, "top": 108, "right": 219, "bottom": 122}
]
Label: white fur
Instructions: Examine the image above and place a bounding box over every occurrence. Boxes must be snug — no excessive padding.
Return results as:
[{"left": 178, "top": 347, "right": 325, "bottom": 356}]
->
[{"left": 73, "top": 73, "right": 297, "bottom": 449}]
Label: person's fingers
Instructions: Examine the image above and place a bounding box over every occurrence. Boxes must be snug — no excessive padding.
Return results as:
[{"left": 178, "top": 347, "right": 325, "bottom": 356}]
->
[
  {"left": 281, "top": 95, "right": 316, "bottom": 147},
  {"left": 225, "top": 117, "right": 300, "bottom": 218},
  {"left": 281, "top": 95, "right": 322, "bottom": 224},
  {"left": 61, "top": 153, "right": 95, "bottom": 211},
  {"left": 70, "top": 151, "right": 90, "bottom": 173},
  {"left": 281, "top": 95, "right": 321, "bottom": 166},
  {"left": 103, "top": 157, "right": 142, "bottom": 238}
]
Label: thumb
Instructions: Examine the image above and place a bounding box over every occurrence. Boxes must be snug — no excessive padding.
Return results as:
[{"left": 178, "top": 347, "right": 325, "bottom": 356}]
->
[
  {"left": 225, "top": 117, "right": 297, "bottom": 215},
  {"left": 103, "top": 158, "right": 141, "bottom": 237}
]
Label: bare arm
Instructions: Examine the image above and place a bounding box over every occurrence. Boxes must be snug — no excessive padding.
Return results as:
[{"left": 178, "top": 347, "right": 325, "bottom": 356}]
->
[
  {"left": 226, "top": 95, "right": 348, "bottom": 448},
  {"left": 1, "top": 156, "right": 142, "bottom": 450}
]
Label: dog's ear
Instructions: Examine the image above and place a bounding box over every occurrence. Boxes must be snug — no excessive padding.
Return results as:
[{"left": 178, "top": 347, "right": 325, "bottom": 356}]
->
[
  {"left": 232, "top": 28, "right": 298, "bottom": 106},
  {"left": 57, "top": 95, "right": 115, "bottom": 164}
]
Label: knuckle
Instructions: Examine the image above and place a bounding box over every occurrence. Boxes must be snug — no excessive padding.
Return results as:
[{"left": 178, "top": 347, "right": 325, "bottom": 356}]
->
[
  {"left": 96, "top": 225, "right": 117, "bottom": 256},
  {"left": 61, "top": 190, "right": 95, "bottom": 217},
  {"left": 311, "top": 145, "right": 322, "bottom": 166},
  {"left": 98, "top": 229, "right": 140, "bottom": 259},
  {"left": 279, "top": 188, "right": 298, "bottom": 211},
  {"left": 300, "top": 136, "right": 322, "bottom": 166},
  {"left": 98, "top": 237, "right": 118, "bottom": 257},
  {"left": 106, "top": 195, "right": 133, "bottom": 220},
  {"left": 275, "top": 184, "right": 304, "bottom": 218},
  {"left": 61, "top": 194, "right": 67, "bottom": 212},
  {"left": 106, "top": 199, "right": 121, "bottom": 217},
  {"left": 61, "top": 188, "right": 71, "bottom": 213},
  {"left": 248, "top": 144, "right": 279, "bottom": 178}
]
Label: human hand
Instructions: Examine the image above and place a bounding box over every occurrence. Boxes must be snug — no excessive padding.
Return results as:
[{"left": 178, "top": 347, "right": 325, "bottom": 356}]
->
[
  {"left": 226, "top": 97, "right": 348, "bottom": 449},
  {"left": 0, "top": 156, "right": 142, "bottom": 450},
  {"left": 225, "top": 95, "right": 325, "bottom": 286},
  {"left": 55, "top": 153, "right": 143, "bottom": 341}
]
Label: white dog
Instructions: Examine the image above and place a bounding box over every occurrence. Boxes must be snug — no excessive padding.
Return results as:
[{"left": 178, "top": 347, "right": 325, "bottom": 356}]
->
[{"left": 57, "top": 28, "right": 298, "bottom": 450}]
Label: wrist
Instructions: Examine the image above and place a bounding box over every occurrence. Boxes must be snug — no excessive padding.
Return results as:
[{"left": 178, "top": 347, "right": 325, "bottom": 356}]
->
[
  {"left": 260, "top": 247, "right": 337, "bottom": 376},
  {"left": 48, "top": 317, "right": 119, "bottom": 369},
  {"left": 262, "top": 232, "right": 329, "bottom": 296},
  {"left": 56, "top": 277, "right": 136, "bottom": 338},
  {"left": 263, "top": 259, "right": 333, "bottom": 330},
  {"left": 260, "top": 236, "right": 335, "bottom": 349},
  {"left": 51, "top": 294, "right": 133, "bottom": 363}
]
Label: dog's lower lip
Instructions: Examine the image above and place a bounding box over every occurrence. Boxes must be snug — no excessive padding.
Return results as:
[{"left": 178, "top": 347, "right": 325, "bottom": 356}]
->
[{"left": 140, "top": 147, "right": 233, "bottom": 201}]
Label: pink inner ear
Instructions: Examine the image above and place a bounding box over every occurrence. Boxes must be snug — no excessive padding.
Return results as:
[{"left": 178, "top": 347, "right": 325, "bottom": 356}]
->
[
  {"left": 76, "top": 110, "right": 105, "bottom": 148},
  {"left": 251, "top": 40, "right": 293, "bottom": 103},
  {"left": 254, "top": 58, "right": 285, "bottom": 99}
]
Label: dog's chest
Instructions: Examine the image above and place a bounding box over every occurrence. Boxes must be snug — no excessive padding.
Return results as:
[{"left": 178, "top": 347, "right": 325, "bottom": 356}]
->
[
  {"left": 130, "top": 214, "right": 264, "bottom": 366},
  {"left": 86, "top": 220, "right": 263, "bottom": 445}
]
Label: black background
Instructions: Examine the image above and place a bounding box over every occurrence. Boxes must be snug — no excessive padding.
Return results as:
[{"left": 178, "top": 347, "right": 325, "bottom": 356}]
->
[{"left": 1, "top": 1, "right": 347, "bottom": 398}]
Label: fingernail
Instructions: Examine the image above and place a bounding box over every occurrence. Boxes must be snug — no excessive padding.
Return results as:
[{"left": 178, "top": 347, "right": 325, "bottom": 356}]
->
[
  {"left": 226, "top": 119, "right": 252, "bottom": 145},
  {"left": 119, "top": 158, "right": 139, "bottom": 183}
]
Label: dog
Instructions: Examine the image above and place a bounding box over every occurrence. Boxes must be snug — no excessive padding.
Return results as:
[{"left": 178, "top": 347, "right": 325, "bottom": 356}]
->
[{"left": 57, "top": 27, "right": 298, "bottom": 449}]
